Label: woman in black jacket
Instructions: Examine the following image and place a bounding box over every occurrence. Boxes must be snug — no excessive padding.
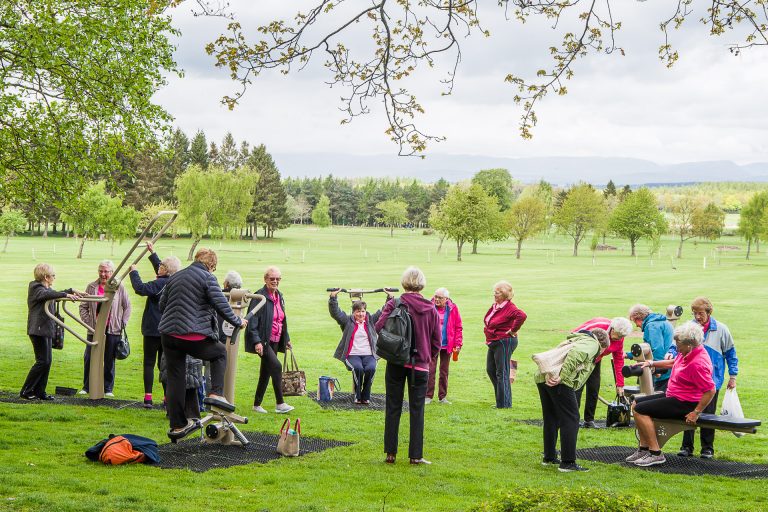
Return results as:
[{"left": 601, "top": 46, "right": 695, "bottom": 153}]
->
[
  {"left": 158, "top": 248, "right": 246, "bottom": 439},
  {"left": 244, "top": 266, "right": 294, "bottom": 414},
  {"left": 129, "top": 242, "right": 181, "bottom": 408},
  {"left": 21, "top": 263, "right": 81, "bottom": 400}
]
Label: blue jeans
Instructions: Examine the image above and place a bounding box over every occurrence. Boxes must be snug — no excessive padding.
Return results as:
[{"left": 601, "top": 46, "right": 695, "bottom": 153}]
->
[{"left": 486, "top": 336, "right": 518, "bottom": 408}]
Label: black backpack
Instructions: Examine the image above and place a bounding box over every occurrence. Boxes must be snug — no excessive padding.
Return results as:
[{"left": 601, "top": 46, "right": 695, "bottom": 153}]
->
[{"left": 376, "top": 298, "right": 415, "bottom": 365}]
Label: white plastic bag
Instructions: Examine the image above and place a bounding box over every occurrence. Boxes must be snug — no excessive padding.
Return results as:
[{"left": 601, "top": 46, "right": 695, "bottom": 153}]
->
[{"left": 720, "top": 388, "right": 745, "bottom": 438}]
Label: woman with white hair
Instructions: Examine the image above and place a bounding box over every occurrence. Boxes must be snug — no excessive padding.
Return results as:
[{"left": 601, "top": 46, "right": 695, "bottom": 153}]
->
[
  {"left": 483, "top": 280, "right": 527, "bottom": 409},
  {"left": 129, "top": 242, "right": 181, "bottom": 408},
  {"left": 570, "top": 316, "right": 633, "bottom": 428},
  {"left": 427, "top": 287, "right": 463, "bottom": 404},
  {"left": 625, "top": 321, "right": 715, "bottom": 467},
  {"left": 375, "top": 266, "right": 441, "bottom": 465}
]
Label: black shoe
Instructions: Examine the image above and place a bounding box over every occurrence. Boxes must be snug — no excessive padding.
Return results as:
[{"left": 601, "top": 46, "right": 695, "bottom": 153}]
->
[
  {"left": 558, "top": 462, "right": 589, "bottom": 472},
  {"left": 39, "top": 394, "right": 56, "bottom": 401},
  {"left": 143, "top": 398, "right": 153, "bottom": 409},
  {"left": 700, "top": 449, "right": 714, "bottom": 459},
  {"left": 19, "top": 393, "right": 39, "bottom": 400},
  {"left": 541, "top": 457, "right": 561, "bottom": 466},
  {"left": 677, "top": 447, "right": 693, "bottom": 457},
  {"left": 167, "top": 419, "right": 202, "bottom": 441},
  {"left": 582, "top": 421, "right": 598, "bottom": 429}
]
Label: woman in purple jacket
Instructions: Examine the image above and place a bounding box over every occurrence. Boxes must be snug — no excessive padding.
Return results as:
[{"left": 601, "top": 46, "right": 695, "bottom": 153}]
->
[{"left": 375, "top": 266, "right": 441, "bottom": 465}]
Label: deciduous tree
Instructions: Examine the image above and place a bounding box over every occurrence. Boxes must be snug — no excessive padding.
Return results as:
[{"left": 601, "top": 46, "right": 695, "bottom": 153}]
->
[
  {"left": 376, "top": 200, "right": 409, "bottom": 237},
  {"left": 472, "top": 169, "right": 516, "bottom": 211},
  {"left": 738, "top": 191, "right": 768, "bottom": 259},
  {"left": 553, "top": 184, "right": 606, "bottom": 257},
  {"left": 0, "top": 209, "right": 27, "bottom": 253},
  {"left": 1, "top": 0, "right": 178, "bottom": 206},
  {"left": 692, "top": 203, "right": 725, "bottom": 242},
  {"left": 507, "top": 196, "right": 548, "bottom": 259},
  {"left": 608, "top": 188, "right": 667, "bottom": 257},
  {"left": 312, "top": 195, "right": 332, "bottom": 228}
]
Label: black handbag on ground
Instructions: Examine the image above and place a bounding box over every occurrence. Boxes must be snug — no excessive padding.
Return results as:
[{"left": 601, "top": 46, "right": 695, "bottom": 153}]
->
[
  {"left": 115, "top": 325, "right": 130, "bottom": 360},
  {"left": 606, "top": 394, "right": 631, "bottom": 427}
]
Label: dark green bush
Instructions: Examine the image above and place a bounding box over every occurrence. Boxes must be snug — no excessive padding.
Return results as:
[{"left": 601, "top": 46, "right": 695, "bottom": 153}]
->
[
  {"left": 470, "top": 487, "right": 662, "bottom": 512},
  {"left": 422, "top": 228, "right": 434, "bottom": 235}
]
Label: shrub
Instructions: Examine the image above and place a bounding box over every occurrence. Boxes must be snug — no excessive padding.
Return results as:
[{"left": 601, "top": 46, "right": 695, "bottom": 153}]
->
[
  {"left": 422, "top": 228, "right": 434, "bottom": 235},
  {"left": 470, "top": 487, "right": 663, "bottom": 512}
]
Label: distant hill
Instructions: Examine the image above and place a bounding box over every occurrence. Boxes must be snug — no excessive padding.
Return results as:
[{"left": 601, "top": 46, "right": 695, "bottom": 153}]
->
[{"left": 272, "top": 152, "right": 768, "bottom": 186}]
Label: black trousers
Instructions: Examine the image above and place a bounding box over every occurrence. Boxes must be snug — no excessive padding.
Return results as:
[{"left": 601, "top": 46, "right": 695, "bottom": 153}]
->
[
  {"left": 384, "top": 363, "right": 428, "bottom": 459},
  {"left": 486, "top": 337, "right": 518, "bottom": 408},
  {"left": 346, "top": 355, "right": 376, "bottom": 401},
  {"left": 681, "top": 389, "right": 720, "bottom": 453},
  {"left": 143, "top": 335, "right": 163, "bottom": 394},
  {"left": 254, "top": 342, "right": 284, "bottom": 407},
  {"left": 161, "top": 334, "right": 226, "bottom": 429},
  {"left": 21, "top": 335, "right": 52, "bottom": 398},
  {"left": 537, "top": 382, "right": 580, "bottom": 464},
  {"left": 654, "top": 378, "right": 669, "bottom": 393},
  {"left": 575, "top": 360, "right": 602, "bottom": 422},
  {"left": 83, "top": 333, "right": 120, "bottom": 393}
]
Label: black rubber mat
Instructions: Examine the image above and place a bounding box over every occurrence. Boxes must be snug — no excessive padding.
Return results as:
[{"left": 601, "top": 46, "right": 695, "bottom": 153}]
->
[
  {"left": 0, "top": 390, "right": 164, "bottom": 411},
  {"left": 518, "top": 418, "right": 635, "bottom": 429},
  {"left": 576, "top": 445, "right": 768, "bottom": 479},
  {"left": 306, "top": 391, "right": 407, "bottom": 411},
  {"left": 155, "top": 431, "right": 353, "bottom": 472}
]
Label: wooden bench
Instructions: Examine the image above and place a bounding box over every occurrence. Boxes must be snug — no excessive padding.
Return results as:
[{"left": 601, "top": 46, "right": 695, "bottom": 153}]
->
[{"left": 651, "top": 414, "right": 761, "bottom": 449}]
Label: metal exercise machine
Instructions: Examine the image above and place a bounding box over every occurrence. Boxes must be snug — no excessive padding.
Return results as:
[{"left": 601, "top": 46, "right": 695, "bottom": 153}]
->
[
  {"left": 326, "top": 287, "right": 399, "bottom": 301},
  {"left": 45, "top": 211, "right": 178, "bottom": 399},
  {"left": 198, "top": 289, "right": 266, "bottom": 447}
]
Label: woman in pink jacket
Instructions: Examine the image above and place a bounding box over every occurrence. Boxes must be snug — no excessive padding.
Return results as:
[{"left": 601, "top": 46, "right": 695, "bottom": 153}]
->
[{"left": 427, "top": 288, "right": 463, "bottom": 404}]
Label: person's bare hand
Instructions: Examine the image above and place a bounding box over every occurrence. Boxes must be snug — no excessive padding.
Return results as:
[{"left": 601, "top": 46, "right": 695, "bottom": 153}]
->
[
  {"left": 255, "top": 344, "right": 264, "bottom": 356},
  {"left": 329, "top": 289, "right": 340, "bottom": 298},
  {"left": 146, "top": 242, "right": 154, "bottom": 253},
  {"left": 129, "top": 264, "right": 137, "bottom": 272}
]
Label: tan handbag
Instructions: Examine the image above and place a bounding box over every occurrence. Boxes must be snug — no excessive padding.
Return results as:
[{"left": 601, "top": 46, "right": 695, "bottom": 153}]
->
[
  {"left": 531, "top": 339, "right": 576, "bottom": 375},
  {"left": 281, "top": 349, "right": 307, "bottom": 396},
  {"left": 276, "top": 418, "right": 300, "bottom": 457}
]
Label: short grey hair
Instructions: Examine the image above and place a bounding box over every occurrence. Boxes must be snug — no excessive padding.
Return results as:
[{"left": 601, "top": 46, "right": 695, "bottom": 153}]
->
[
  {"left": 224, "top": 270, "right": 243, "bottom": 289},
  {"left": 591, "top": 328, "right": 610, "bottom": 350},
  {"left": 434, "top": 287, "right": 449, "bottom": 298},
  {"left": 161, "top": 256, "right": 181, "bottom": 276},
  {"left": 609, "top": 317, "right": 633, "bottom": 338},
  {"left": 493, "top": 280, "right": 514, "bottom": 301},
  {"left": 401, "top": 266, "right": 426, "bottom": 292},
  {"left": 98, "top": 260, "right": 115, "bottom": 271},
  {"left": 628, "top": 304, "right": 652, "bottom": 322},
  {"left": 674, "top": 321, "right": 704, "bottom": 347}
]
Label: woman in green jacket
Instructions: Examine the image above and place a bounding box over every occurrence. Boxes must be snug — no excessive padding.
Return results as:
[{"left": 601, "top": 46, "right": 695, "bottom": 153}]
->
[{"left": 535, "top": 328, "right": 609, "bottom": 473}]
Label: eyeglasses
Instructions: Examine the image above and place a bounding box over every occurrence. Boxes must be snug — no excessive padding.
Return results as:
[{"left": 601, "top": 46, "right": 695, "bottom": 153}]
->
[
  {"left": 267, "top": 277, "right": 282, "bottom": 282},
  {"left": 48, "top": 273, "right": 56, "bottom": 278}
]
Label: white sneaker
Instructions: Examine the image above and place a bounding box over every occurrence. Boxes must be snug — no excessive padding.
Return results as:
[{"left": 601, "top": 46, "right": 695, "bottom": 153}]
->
[
  {"left": 275, "top": 403, "right": 294, "bottom": 414},
  {"left": 439, "top": 398, "right": 452, "bottom": 405},
  {"left": 252, "top": 405, "right": 268, "bottom": 413},
  {"left": 424, "top": 398, "right": 432, "bottom": 404},
  {"left": 105, "top": 392, "right": 115, "bottom": 398},
  {"left": 77, "top": 389, "right": 88, "bottom": 395}
]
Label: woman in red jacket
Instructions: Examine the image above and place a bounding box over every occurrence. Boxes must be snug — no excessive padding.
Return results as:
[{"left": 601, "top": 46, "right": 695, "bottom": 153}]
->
[{"left": 484, "top": 280, "right": 527, "bottom": 408}]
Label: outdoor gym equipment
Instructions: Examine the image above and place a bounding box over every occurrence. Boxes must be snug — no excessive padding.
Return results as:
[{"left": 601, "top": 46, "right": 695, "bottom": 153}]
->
[
  {"left": 326, "top": 287, "right": 399, "bottom": 301},
  {"left": 198, "top": 289, "right": 266, "bottom": 447},
  {"left": 44, "top": 211, "right": 178, "bottom": 399}
]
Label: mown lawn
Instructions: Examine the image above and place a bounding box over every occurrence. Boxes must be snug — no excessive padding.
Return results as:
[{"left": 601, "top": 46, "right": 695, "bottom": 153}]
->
[{"left": 0, "top": 226, "right": 766, "bottom": 511}]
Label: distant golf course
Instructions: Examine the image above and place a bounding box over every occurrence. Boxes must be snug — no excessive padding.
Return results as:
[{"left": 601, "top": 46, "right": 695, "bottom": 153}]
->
[{"left": 1, "top": 226, "right": 766, "bottom": 511}]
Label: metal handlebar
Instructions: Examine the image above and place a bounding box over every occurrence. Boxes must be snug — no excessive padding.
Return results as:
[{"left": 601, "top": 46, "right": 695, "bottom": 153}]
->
[
  {"left": 326, "top": 288, "right": 399, "bottom": 293},
  {"left": 224, "top": 292, "right": 266, "bottom": 344},
  {"left": 44, "top": 296, "right": 109, "bottom": 346},
  {"left": 111, "top": 210, "right": 178, "bottom": 286}
]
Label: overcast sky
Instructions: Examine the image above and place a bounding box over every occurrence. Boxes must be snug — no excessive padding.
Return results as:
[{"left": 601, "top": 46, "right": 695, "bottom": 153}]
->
[{"left": 154, "top": 1, "right": 768, "bottom": 166}]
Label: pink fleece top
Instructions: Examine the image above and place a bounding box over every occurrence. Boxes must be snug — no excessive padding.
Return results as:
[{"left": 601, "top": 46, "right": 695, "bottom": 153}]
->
[{"left": 666, "top": 345, "right": 715, "bottom": 403}]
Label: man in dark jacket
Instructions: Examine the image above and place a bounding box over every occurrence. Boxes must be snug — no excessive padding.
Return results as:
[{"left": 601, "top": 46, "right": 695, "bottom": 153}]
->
[
  {"left": 129, "top": 242, "right": 181, "bottom": 408},
  {"left": 244, "top": 266, "right": 294, "bottom": 414},
  {"left": 158, "top": 248, "right": 246, "bottom": 440}
]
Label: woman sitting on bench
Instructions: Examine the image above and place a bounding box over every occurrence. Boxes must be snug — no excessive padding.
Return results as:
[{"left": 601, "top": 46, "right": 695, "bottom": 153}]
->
[{"left": 625, "top": 321, "right": 715, "bottom": 467}]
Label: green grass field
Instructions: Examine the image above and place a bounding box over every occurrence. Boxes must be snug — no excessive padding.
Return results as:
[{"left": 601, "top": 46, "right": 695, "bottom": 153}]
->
[{"left": 1, "top": 227, "right": 766, "bottom": 512}]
